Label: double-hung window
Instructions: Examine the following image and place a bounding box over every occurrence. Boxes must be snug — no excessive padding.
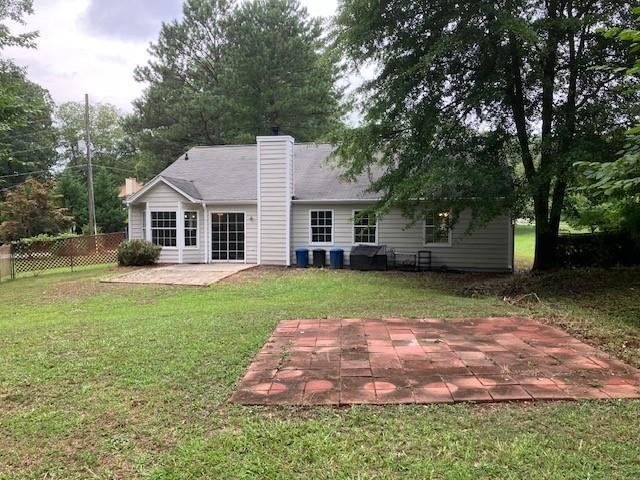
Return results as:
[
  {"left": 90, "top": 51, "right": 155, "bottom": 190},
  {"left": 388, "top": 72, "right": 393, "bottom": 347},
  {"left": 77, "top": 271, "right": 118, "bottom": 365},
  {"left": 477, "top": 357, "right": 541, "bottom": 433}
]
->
[
  {"left": 310, "top": 210, "right": 333, "bottom": 244},
  {"left": 424, "top": 211, "right": 451, "bottom": 245},
  {"left": 151, "top": 211, "right": 177, "bottom": 247},
  {"left": 353, "top": 210, "right": 377, "bottom": 244},
  {"left": 184, "top": 211, "right": 198, "bottom": 247}
]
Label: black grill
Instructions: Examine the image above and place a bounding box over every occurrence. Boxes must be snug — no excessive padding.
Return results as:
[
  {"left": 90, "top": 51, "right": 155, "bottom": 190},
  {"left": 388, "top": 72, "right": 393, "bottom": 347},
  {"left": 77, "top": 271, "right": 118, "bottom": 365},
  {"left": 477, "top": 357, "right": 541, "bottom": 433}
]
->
[{"left": 349, "top": 245, "right": 388, "bottom": 271}]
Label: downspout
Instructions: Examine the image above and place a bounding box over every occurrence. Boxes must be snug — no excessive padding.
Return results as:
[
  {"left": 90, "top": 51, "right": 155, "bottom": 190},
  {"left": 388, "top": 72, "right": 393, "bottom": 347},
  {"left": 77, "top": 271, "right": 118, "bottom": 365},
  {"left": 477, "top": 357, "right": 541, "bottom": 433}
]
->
[{"left": 201, "top": 201, "right": 208, "bottom": 263}]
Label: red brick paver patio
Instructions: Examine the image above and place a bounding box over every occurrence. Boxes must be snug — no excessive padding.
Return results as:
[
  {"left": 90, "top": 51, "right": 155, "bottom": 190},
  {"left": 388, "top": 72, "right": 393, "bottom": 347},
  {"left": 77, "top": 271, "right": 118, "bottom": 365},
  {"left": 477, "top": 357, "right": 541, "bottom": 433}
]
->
[{"left": 230, "top": 317, "right": 640, "bottom": 405}]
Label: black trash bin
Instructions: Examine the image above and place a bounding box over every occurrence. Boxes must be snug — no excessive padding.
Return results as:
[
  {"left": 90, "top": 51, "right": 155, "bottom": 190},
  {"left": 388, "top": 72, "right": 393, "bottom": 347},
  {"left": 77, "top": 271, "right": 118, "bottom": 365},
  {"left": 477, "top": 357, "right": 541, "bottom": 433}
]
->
[{"left": 312, "top": 249, "right": 326, "bottom": 268}]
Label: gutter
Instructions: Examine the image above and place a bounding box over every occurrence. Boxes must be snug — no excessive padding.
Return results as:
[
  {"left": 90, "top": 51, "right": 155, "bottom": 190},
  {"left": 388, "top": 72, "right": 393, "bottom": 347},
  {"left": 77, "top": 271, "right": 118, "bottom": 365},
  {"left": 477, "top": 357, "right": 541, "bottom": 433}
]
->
[{"left": 291, "top": 199, "right": 379, "bottom": 204}]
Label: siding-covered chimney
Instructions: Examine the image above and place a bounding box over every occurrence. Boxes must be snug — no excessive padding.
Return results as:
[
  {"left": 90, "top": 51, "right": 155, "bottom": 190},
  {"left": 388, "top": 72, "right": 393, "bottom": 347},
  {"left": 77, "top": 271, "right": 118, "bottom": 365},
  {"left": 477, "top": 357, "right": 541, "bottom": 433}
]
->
[{"left": 257, "top": 135, "right": 294, "bottom": 265}]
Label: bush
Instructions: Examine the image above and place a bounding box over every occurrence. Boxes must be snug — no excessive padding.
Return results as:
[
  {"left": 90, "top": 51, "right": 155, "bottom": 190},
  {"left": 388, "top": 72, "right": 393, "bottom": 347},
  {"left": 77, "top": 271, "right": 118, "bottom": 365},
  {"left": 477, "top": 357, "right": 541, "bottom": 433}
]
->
[
  {"left": 18, "top": 232, "right": 78, "bottom": 245},
  {"left": 556, "top": 232, "right": 640, "bottom": 268},
  {"left": 117, "top": 240, "right": 161, "bottom": 266}
]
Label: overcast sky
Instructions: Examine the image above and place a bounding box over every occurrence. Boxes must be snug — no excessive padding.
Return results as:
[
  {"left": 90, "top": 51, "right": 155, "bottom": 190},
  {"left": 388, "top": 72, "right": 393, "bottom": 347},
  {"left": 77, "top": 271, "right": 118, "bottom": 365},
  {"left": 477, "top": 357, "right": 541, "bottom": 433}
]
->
[{"left": 5, "top": 0, "right": 340, "bottom": 113}]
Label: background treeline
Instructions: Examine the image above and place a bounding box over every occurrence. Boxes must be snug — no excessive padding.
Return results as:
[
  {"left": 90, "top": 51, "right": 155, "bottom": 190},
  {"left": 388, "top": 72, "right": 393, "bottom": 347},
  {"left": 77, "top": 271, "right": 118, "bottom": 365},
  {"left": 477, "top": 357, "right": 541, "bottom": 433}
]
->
[
  {"left": 1, "top": 0, "right": 640, "bottom": 272},
  {"left": 0, "top": 0, "right": 342, "bottom": 241}
]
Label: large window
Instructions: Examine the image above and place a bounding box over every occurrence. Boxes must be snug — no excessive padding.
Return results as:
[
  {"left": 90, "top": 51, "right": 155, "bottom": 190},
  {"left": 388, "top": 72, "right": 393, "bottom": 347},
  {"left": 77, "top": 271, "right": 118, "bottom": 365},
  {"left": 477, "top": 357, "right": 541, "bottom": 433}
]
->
[
  {"left": 424, "top": 211, "right": 451, "bottom": 245},
  {"left": 310, "top": 210, "right": 333, "bottom": 244},
  {"left": 353, "top": 210, "right": 377, "bottom": 244},
  {"left": 184, "top": 211, "right": 198, "bottom": 247},
  {"left": 151, "top": 211, "right": 177, "bottom": 247}
]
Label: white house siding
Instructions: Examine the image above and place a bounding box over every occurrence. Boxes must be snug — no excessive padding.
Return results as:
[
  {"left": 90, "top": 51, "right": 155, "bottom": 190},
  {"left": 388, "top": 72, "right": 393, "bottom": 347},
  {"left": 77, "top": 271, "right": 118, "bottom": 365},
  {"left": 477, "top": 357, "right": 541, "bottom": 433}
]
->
[
  {"left": 128, "top": 205, "right": 144, "bottom": 240},
  {"left": 290, "top": 203, "right": 512, "bottom": 272},
  {"left": 257, "top": 137, "right": 293, "bottom": 265},
  {"left": 133, "top": 183, "right": 179, "bottom": 263},
  {"left": 182, "top": 202, "right": 206, "bottom": 263},
  {"left": 129, "top": 180, "right": 258, "bottom": 264}
]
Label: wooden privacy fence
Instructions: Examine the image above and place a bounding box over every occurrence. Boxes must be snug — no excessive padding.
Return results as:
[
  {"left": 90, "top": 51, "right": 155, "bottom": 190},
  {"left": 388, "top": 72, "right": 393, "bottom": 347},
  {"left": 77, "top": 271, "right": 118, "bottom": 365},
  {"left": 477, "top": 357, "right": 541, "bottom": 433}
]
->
[
  {"left": 7, "top": 232, "right": 125, "bottom": 278},
  {"left": 0, "top": 244, "right": 11, "bottom": 282}
]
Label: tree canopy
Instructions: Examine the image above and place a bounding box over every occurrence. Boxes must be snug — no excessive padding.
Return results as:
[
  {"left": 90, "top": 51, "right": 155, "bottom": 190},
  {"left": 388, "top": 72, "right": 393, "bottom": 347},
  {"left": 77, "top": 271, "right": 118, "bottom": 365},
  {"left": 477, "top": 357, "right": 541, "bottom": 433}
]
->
[
  {"left": 575, "top": 11, "right": 640, "bottom": 234},
  {"left": 0, "top": 1, "right": 56, "bottom": 193},
  {"left": 0, "top": 0, "right": 37, "bottom": 50},
  {"left": 129, "top": 0, "right": 343, "bottom": 175},
  {"left": 55, "top": 101, "right": 131, "bottom": 181},
  {"left": 93, "top": 169, "right": 126, "bottom": 233},
  {"left": 333, "top": 0, "right": 639, "bottom": 270},
  {"left": 0, "top": 60, "right": 57, "bottom": 190},
  {"left": 0, "top": 177, "right": 71, "bottom": 242}
]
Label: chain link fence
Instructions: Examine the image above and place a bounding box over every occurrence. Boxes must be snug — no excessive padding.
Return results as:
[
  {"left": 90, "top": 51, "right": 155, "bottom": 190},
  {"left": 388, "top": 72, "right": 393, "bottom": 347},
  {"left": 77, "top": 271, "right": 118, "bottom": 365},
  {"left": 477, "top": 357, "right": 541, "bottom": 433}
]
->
[{"left": 3, "top": 232, "right": 125, "bottom": 279}]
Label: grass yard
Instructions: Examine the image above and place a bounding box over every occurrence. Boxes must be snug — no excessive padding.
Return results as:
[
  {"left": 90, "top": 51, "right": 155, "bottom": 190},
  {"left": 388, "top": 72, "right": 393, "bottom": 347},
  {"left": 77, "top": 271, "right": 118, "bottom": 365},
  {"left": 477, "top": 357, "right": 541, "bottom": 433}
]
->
[
  {"left": 514, "top": 224, "right": 535, "bottom": 270},
  {"left": 1, "top": 265, "right": 639, "bottom": 479}
]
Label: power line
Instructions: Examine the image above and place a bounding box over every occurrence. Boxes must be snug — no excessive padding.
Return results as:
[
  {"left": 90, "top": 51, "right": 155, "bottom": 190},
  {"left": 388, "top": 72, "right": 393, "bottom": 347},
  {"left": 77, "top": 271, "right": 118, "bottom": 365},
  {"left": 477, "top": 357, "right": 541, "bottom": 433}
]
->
[
  {"left": 0, "top": 128, "right": 58, "bottom": 142},
  {"left": 92, "top": 163, "right": 137, "bottom": 175},
  {"left": 0, "top": 144, "right": 57, "bottom": 155},
  {"left": 0, "top": 163, "right": 137, "bottom": 180},
  {"left": 0, "top": 164, "right": 86, "bottom": 179},
  {"left": 0, "top": 170, "right": 54, "bottom": 192},
  {"left": 0, "top": 168, "right": 54, "bottom": 179}
]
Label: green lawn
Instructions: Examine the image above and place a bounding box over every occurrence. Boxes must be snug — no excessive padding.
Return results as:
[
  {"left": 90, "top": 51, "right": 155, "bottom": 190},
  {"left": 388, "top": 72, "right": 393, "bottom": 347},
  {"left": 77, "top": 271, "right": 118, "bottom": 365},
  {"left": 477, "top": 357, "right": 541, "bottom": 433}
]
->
[
  {"left": 515, "top": 224, "right": 535, "bottom": 270},
  {"left": 1, "top": 266, "right": 639, "bottom": 479}
]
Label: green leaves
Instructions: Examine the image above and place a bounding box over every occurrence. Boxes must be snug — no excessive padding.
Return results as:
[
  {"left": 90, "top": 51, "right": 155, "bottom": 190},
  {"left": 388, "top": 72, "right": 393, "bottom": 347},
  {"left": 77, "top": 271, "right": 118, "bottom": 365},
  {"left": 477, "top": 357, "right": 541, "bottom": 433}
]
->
[
  {"left": 0, "top": 178, "right": 72, "bottom": 242},
  {"left": 0, "top": 0, "right": 37, "bottom": 50},
  {"left": 130, "top": 0, "right": 343, "bottom": 175}
]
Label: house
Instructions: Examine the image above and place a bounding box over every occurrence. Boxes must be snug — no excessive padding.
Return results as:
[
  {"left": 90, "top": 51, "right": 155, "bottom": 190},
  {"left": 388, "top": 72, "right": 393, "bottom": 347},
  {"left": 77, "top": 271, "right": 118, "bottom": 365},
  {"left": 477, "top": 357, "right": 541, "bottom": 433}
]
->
[{"left": 126, "top": 136, "right": 514, "bottom": 272}]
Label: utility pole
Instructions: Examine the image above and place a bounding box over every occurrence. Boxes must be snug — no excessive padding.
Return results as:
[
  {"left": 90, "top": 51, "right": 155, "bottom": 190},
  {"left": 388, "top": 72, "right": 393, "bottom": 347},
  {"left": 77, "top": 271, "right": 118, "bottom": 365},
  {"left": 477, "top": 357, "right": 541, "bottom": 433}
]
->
[{"left": 84, "top": 93, "right": 96, "bottom": 236}]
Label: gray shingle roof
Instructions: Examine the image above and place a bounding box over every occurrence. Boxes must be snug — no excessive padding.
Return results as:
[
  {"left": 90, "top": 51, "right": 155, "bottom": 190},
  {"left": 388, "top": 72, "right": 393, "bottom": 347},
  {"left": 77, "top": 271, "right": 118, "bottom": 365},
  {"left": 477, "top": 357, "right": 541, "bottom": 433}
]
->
[{"left": 156, "top": 143, "right": 381, "bottom": 202}]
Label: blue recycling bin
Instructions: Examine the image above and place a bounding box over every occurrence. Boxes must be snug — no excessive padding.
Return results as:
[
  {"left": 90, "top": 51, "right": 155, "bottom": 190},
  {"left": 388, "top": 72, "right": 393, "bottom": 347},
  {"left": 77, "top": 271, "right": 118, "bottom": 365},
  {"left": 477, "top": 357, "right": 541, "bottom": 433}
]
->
[
  {"left": 295, "top": 248, "right": 309, "bottom": 268},
  {"left": 329, "top": 248, "right": 344, "bottom": 269}
]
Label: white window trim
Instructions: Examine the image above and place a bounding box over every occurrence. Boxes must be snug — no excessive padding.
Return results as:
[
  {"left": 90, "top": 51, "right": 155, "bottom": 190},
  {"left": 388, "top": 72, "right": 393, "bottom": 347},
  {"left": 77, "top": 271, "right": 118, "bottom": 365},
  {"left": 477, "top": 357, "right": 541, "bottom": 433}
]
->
[
  {"left": 352, "top": 209, "right": 378, "bottom": 245},
  {"left": 423, "top": 211, "right": 453, "bottom": 247},
  {"left": 183, "top": 210, "right": 199, "bottom": 249},
  {"left": 308, "top": 209, "right": 334, "bottom": 246},
  {"left": 150, "top": 209, "right": 179, "bottom": 250}
]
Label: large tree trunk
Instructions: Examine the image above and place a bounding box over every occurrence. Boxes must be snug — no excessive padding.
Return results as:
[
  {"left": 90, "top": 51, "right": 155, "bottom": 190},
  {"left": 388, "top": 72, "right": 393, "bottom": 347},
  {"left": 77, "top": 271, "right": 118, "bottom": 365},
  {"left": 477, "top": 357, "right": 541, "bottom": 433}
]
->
[
  {"left": 533, "top": 219, "right": 560, "bottom": 271},
  {"left": 532, "top": 192, "right": 560, "bottom": 271}
]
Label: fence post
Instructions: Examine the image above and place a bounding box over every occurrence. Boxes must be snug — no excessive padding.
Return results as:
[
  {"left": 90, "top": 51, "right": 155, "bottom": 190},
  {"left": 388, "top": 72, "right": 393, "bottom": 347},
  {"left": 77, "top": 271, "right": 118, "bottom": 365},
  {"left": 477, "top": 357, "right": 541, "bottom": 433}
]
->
[
  {"left": 11, "top": 243, "right": 15, "bottom": 280},
  {"left": 70, "top": 238, "right": 75, "bottom": 272}
]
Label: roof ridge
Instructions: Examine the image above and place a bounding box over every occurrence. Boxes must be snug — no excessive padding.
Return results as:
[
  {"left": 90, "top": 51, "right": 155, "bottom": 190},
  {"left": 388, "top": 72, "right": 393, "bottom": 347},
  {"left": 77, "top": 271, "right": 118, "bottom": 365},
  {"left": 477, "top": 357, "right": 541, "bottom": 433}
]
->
[{"left": 188, "top": 142, "right": 333, "bottom": 150}]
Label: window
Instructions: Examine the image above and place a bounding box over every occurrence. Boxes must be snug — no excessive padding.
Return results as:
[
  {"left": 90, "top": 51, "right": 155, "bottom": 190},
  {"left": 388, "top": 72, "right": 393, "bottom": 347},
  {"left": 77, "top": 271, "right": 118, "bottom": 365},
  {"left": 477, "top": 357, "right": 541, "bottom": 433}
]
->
[
  {"left": 142, "top": 210, "right": 146, "bottom": 240},
  {"left": 184, "top": 211, "right": 198, "bottom": 247},
  {"left": 353, "top": 210, "right": 377, "bottom": 244},
  {"left": 151, "top": 211, "right": 177, "bottom": 247},
  {"left": 310, "top": 210, "right": 333, "bottom": 244},
  {"left": 425, "top": 211, "right": 451, "bottom": 245}
]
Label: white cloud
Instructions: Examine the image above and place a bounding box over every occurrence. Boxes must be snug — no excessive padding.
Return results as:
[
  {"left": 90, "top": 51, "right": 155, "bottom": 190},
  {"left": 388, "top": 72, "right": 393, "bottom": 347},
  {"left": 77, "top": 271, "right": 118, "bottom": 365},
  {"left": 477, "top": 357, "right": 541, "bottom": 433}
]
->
[{"left": 4, "top": 0, "right": 347, "bottom": 114}]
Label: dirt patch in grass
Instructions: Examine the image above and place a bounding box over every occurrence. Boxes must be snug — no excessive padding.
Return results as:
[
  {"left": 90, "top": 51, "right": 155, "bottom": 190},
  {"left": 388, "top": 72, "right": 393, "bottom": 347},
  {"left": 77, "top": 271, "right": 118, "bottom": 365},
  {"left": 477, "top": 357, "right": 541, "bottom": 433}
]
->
[
  {"left": 219, "top": 265, "right": 307, "bottom": 285},
  {"left": 459, "top": 267, "right": 640, "bottom": 368}
]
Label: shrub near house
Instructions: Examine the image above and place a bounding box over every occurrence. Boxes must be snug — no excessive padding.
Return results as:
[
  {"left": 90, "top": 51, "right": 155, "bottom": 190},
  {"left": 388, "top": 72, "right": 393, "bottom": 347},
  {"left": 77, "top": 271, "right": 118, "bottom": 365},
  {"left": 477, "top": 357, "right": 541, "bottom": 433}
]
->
[{"left": 117, "top": 240, "right": 161, "bottom": 266}]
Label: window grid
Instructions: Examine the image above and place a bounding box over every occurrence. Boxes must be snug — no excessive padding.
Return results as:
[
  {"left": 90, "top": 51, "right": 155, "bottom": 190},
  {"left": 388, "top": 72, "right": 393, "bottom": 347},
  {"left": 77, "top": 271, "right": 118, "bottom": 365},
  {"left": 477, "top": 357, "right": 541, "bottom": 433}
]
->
[
  {"left": 184, "top": 211, "right": 198, "bottom": 247},
  {"left": 310, "top": 210, "right": 333, "bottom": 244},
  {"left": 425, "top": 211, "right": 450, "bottom": 245},
  {"left": 151, "top": 211, "right": 177, "bottom": 247},
  {"left": 211, "top": 212, "right": 245, "bottom": 261},
  {"left": 353, "top": 211, "right": 377, "bottom": 244}
]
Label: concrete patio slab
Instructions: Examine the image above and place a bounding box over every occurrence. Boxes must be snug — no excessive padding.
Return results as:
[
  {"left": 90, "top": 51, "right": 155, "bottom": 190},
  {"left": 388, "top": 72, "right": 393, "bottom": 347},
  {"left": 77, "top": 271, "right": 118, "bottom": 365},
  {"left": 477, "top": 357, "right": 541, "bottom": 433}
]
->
[
  {"left": 103, "top": 263, "right": 255, "bottom": 286},
  {"left": 230, "top": 317, "right": 640, "bottom": 406}
]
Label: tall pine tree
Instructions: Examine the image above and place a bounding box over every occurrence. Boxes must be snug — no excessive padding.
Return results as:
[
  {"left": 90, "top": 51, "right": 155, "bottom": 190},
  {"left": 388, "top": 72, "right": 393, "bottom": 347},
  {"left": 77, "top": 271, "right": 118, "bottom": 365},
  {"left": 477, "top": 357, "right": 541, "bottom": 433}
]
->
[{"left": 128, "top": 0, "right": 343, "bottom": 175}]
